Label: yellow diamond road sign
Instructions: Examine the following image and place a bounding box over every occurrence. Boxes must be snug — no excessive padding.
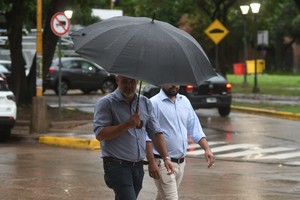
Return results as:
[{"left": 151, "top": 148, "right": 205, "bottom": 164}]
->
[{"left": 205, "top": 19, "right": 229, "bottom": 45}]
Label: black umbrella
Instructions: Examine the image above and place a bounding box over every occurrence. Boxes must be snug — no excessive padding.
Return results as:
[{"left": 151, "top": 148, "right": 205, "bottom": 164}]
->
[
  {"left": 71, "top": 16, "right": 216, "bottom": 87},
  {"left": 71, "top": 16, "right": 216, "bottom": 127}
]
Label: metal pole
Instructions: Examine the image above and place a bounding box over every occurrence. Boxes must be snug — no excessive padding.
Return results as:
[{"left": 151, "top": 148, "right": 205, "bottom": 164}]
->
[
  {"left": 58, "top": 37, "right": 62, "bottom": 119},
  {"left": 252, "top": 14, "right": 260, "bottom": 93},
  {"left": 215, "top": 45, "right": 219, "bottom": 71},
  {"left": 36, "top": 0, "right": 43, "bottom": 96},
  {"left": 242, "top": 15, "right": 248, "bottom": 87}
]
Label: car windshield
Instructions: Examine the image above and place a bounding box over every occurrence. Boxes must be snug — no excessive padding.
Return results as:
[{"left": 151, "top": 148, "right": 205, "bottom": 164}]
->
[
  {"left": 0, "top": 62, "right": 11, "bottom": 71},
  {"left": 0, "top": 64, "right": 9, "bottom": 73}
]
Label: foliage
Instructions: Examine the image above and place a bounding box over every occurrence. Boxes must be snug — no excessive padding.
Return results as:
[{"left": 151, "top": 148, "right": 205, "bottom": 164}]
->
[{"left": 130, "top": 0, "right": 188, "bottom": 25}]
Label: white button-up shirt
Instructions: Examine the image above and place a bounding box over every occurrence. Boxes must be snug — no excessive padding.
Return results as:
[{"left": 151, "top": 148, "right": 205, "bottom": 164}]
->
[{"left": 150, "top": 89, "right": 206, "bottom": 158}]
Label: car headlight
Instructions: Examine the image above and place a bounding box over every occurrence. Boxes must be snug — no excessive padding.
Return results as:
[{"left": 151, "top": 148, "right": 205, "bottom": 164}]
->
[{"left": 7, "top": 94, "right": 16, "bottom": 102}]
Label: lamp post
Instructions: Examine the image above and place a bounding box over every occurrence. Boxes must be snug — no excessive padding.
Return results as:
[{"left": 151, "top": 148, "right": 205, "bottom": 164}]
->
[
  {"left": 64, "top": 10, "right": 73, "bottom": 19},
  {"left": 240, "top": 5, "right": 250, "bottom": 87},
  {"left": 250, "top": 2, "right": 261, "bottom": 93}
]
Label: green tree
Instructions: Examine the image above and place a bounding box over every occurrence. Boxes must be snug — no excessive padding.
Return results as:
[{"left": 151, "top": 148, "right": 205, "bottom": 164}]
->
[{"left": 2, "top": 0, "right": 30, "bottom": 105}]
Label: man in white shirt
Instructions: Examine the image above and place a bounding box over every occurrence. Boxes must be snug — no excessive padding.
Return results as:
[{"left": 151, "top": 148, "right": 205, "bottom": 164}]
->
[{"left": 146, "top": 85, "right": 215, "bottom": 200}]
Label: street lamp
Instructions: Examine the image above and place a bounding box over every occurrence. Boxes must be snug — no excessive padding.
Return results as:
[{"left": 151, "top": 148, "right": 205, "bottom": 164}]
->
[
  {"left": 250, "top": 2, "right": 261, "bottom": 93},
  {"left": 240, "top": 5, "right": 250, "bottom": 87},
  {"left": 64, "top": 10, "right": 73, "bottom": 19}
]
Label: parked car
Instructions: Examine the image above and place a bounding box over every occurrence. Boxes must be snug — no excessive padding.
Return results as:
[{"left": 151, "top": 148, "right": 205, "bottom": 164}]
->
[
  {"left": 0, "top": 72, "right": 7, "bottom": 83},
  {"left": 0, "top": 64, "right": 11, "bottom": 80},
  {"left": 0, "top": 77, "right": 17, "bottom": 141},
  {"left": 142, "top": 72, "right": 232, "bottom": 117},
  {"left": 0, "top": 60, "right": 12, "bottom": 72},
  {"left": 43, "top": 57, "right": 117, "bottom": 95},
  {"left": 0, "top": 60, "right": 12, "bottom": 88}
]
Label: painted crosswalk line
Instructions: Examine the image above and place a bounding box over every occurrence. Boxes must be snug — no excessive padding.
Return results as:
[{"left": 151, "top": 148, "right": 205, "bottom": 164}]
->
[
  {"left": 255, "top": 151, "right": 300, "bottom": 160},
  {"left": 186, "top": 142, "right": 300, "bottom": 165},
  {"left": 284, "top": 161, "right": 300, "bottom": 166},
  {"left": 217, "top": 147, "right": 296, "bottom": 158},
  {"left": 187, "top": 141, "right": 226, "bottom": 149},
  {"left": 187, "top": 143, "right": 257, "bottom": 156}
]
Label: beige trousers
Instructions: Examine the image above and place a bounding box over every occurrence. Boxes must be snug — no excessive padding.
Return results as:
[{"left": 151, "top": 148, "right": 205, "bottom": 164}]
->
[{"left": 154, "top": 158, "right": 186, "bottom": 200}]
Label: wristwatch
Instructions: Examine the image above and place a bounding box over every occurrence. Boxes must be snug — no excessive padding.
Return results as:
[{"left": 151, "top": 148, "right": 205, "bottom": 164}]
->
[{"left": 163, "top": 156, "right": 171, "bottom": 162}]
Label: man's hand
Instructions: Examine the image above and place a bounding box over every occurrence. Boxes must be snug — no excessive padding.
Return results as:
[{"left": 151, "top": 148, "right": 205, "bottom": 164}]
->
[
  {"left": 198, "top": 137, "right": 215, "bottom": 168},
  {"left": 126, "top": 112, "right": 141, "bottom": 128},
  {"left": 205, "top": 149, "right": 215, "bottom": 168},
  {"left": 148, "top": 162, "right": 160, "bottom": 179},
  {"left": 163, "top": 159, "right": 175, "bottom": 175}
]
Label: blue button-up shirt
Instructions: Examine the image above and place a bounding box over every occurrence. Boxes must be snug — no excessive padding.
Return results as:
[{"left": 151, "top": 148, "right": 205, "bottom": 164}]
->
[
  {"left": 150, "top": 89, "right": 206, "bottom": 158},
  {"left": 94, "top": 88, "right": 162, "bottom": 162}
]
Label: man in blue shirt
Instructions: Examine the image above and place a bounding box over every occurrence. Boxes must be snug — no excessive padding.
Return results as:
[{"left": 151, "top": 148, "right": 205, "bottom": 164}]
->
[
  {"left": 147, "top": 85, "right": 215, "bottom": 200},
  {"left": 94, "top": 76, "right": 174, "bottom": 200}
]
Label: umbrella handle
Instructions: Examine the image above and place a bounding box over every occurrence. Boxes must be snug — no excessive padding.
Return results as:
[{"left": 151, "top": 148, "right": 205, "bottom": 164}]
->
[
  {"left": 135, "top": 81, "right": 143, "bottom": 129},
  {"left": 135, "top": 104, "right": 143, "bottom": 129},
  {"left": 136, "top": 121, "right": 143, "bottom": 129}
]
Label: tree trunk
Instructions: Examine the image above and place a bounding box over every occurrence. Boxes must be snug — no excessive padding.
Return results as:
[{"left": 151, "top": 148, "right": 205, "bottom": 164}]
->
[{"left": 5, "top": 0, "right": 30, "bottom": 106}]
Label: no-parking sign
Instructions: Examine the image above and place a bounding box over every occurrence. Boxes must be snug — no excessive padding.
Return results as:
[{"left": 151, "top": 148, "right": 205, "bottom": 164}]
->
[{"left": 51, "top": 12, "right": 70, "bottom": 36}]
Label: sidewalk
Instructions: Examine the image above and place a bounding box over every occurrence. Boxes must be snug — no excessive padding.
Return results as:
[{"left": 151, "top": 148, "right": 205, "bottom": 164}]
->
[
  {"left": 11, "top": 94, "right": 300, "bottom": 150},
  {"left": 11, "top": 120, "right": 100, "bottom": 150}
]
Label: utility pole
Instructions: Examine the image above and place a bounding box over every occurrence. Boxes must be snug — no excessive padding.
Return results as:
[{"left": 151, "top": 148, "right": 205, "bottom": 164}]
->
[{"left": 31, "top": 0, "right": 48, "bottom": 134}]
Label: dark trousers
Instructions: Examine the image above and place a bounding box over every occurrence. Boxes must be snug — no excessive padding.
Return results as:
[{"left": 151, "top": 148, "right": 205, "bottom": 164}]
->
[{"left": 103, "top": 159, "right": 144, "bottom": 200}]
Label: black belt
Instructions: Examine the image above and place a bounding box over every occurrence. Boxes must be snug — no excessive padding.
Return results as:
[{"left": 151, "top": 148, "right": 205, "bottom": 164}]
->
[
  {"left": 103, "top": 157, "right": 144, "bottom": 167},
  {"left": 154, "top": 154, "right": 185, "bottom": 164}
]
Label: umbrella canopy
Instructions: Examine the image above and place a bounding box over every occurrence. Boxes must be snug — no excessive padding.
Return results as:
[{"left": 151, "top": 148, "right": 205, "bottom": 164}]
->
[{"left": 71, "top": 16, "right": 216, "bottom": 86}]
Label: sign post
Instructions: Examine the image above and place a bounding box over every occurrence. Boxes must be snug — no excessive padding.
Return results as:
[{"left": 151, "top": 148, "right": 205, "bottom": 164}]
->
[
  {"left": 204, "top": 19, "right": 229, "bottom": 70},
  {"left": 51, "top": 12, "right": 71, "bottom": 118},
  {"left": 257, "top": 30, "right": 268, "bottom": 60},
  {"left": 51, "top": 12, "right": 71, "bottom": 37}
]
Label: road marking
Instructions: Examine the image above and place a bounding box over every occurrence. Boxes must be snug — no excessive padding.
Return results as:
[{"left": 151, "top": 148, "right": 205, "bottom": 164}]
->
[
  {"left": 255, "top": 151, "right": 300, "bottom": 159},
  {"left": 284, "top": 161, "right": 300, "bottom": 166},
  {"left": 186, "top": 141, "right": 300, "bottom": 165},
  {"left": 187, "top": 143, "right": 257, "bottom": 156},
  {"left": 187, "top": 141, "right": 226, "bottom": 149},
  {"left": 217, "top": 147, "right": 296, "bottom": 158}
]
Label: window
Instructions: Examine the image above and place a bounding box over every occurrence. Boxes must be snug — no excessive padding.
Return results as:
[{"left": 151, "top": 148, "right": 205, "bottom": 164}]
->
[{"left": 81, "top": 61, "right": 97, "bottom": 73}]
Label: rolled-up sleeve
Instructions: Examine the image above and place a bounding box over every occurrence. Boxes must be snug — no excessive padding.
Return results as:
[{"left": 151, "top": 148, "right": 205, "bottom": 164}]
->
[
  {"left": 93, "top": 98, "right": 112, "bottom": 138},
  {"left": 187, "top": 108, "right": 206, "bottom": 143}
]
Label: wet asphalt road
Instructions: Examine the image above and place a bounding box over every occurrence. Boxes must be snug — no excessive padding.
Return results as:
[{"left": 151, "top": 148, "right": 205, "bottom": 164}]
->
[
  {"left": 0, "top": 143, "right": 299, "bottom": 200},
  {"left": 3, "top": 90, "right": 299, "bottom": 199}
]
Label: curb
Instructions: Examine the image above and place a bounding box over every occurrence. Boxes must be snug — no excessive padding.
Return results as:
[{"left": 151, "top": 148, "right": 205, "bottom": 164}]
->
[
  {"left": 231, "top": 106, "right": 300, "bottom": 120},
  {"left": 39, "top": 136, "right": 100, "bottom": 150}
]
